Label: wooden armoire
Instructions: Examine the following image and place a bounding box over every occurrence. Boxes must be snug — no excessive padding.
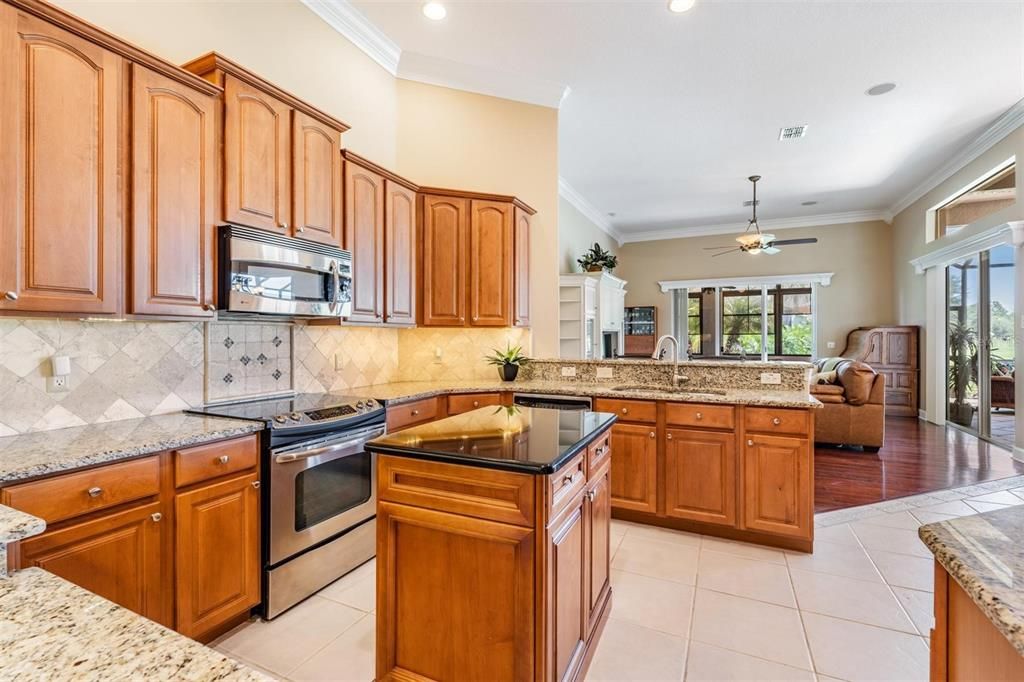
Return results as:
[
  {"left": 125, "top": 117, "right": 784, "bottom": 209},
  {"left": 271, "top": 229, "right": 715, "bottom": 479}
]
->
[{"left": 841, "top": 326, "right": 920, "bottom": 417}]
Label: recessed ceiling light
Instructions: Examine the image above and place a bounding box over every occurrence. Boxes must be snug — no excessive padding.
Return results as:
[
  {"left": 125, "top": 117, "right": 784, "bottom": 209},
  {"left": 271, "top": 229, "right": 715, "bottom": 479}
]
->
[
  {"left": 668, "top": 0, "right": 696, "bottom": 13},
  {"left": 801, "top": 201, "right": 818, "bottom": 206},
  {"left": 607, "top": 212, "right": 617, "bottom": 217},
  {"left": 422, "top": 2, "right": 446, "bottom": 20},
  {"left": 866, "top": 82, "right": 896, "bottom": 96}
]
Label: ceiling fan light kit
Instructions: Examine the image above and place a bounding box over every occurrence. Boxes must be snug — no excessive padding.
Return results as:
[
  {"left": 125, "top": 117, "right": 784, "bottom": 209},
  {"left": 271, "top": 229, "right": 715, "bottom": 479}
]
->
[{"left": 704, "top": 175, "right": 819, "bottom": 257}]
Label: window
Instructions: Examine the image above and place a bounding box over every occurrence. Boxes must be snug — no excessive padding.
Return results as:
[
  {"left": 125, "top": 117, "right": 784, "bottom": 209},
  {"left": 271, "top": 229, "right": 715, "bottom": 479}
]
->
[
  {"left": 687, "top": 292, "right": 702, "bottom": 355},
  {"left": 721, "top": 285, "right": 812, "bottom": 357},
  {"left": 935, "top": 162, "right": 1016, "bottom": 239},
  {"left": 721, "top": 287, "right": 773, "bottom": 355}
]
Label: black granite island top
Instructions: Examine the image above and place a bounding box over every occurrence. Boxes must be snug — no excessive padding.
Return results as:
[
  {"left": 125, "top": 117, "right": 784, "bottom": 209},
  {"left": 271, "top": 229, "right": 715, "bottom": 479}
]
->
[{"left": 366, "top": 405, "right": 617, "bottom": 474}]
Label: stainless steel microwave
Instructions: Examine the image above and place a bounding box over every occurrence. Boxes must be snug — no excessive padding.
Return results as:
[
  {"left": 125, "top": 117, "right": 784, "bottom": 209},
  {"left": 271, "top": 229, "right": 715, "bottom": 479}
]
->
[{"left": 218, "top": 225, "right": 352, "bottom": 319}]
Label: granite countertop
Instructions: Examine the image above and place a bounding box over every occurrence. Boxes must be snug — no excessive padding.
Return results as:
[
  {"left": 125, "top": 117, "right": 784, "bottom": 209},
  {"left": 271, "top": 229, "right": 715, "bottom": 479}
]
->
[
  {"left": 0, "top": 413, "right": 264, "bottom": 484},
  {"left": 367, "top": 406, "right": 617, "bottom": 474},
  {"left": 919, "top": 505, "right": 1024, "bottom": 656},
  {"left": 0, "top": 568, "right": 267, "bottom": 680},
  {"left": 0, "top": 505, "right": 45, "bottom": 545},
  {"left": 360, "top": 379, "right": 821, "bottom": 409}
]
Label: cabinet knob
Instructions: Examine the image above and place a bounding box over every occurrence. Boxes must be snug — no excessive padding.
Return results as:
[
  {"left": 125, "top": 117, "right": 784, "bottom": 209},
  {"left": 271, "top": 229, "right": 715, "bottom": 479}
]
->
[
  {"left": 586, "top": 490, "right": 596, "bottom": 502},
  {"left": 203, "top": 304, "right": 216, "bottom": 312},
  {"left": 411, "top": 409, "right": 420, "bottom": 416},
  {"left": 151, "top": 512, "right": 162, "bottom": 522},
  {"left": 217, "top": 455, "right": 230, "bottom": 464},
  {"left": 279, "top": 221, "right": 289, "bottom": 229},
  {"left": 747, "top": 439, "right": 754, "bottom": 446},
  {"left": 252, "top": 480, "right": 261, "bottom": 489},
  {"left": 3, "top": 291, "right": 17, "bottom": 301},
  {"left": 649, "top": 431, "right": 655, "bottom": 438},
  {"left": 563, "top": 473, "right": 576, "bottom": 486},
  {"left": 772, "top": 417, "right": 782, "bottom": 426},
  {"left": 666, "top": 433, "right": 673, "bottom": 440},
  {"left": 297, "top": 226, "right": 305, "bottom": 233},
  {"left": 473, "top": 401, "right": 479, "bottom": 407},
  {"left": 695, "top": 412, "right": 703, "bottom": 420},
  {"left": 621, "top": 407, "right": 628, "bottom": 414},
  {"left": 87, "top": 486, "right": 102, "bottom": 498}
]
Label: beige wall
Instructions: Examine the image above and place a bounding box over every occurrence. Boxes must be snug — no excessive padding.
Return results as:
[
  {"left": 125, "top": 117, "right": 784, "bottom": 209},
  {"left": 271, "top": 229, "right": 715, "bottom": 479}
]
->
[
  {"left": 56, "top": 0, "right": 398, "bottom": 165},
  {"left": 395, "top": 79, "right": 559, "bottom": 356},
  {"left": 615, "top": 221, "right": 896, "bottom": 358},
  {"left": 890, "top": 127, "right": 1023, "bottom": 415},
  {"left": 558, "top": 196, "right": 619, "bottom": 274}
]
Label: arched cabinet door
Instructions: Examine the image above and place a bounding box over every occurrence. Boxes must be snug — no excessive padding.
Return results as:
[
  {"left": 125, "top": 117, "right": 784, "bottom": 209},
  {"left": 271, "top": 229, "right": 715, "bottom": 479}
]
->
[
  {"left": 0, "top": 7, "right": 121, "bottom": 314},
  {"left": 130, "top": 63, "right": 218, "bottom": 317},
  {"left": 421, "top": 195, "right": 469, "bottom": 326},
  {"left": 293, "top": 111, "right": 342, "bottom": 246},
  {"left": 384, "top": 180, "right": 417, "bottom": 326},
  {"left": 344, "top": 162, "right": 384, "bottom": 323}
]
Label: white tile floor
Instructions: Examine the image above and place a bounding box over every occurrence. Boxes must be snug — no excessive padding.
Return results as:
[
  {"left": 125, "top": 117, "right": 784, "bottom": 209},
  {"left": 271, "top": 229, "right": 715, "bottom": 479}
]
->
[{"left": 213, "top": 475, "right": 1024, "bottom": 681}]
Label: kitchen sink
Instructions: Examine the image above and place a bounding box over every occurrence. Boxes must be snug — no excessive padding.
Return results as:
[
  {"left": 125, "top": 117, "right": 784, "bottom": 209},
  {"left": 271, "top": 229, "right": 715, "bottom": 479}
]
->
[{"left": 609, "top": 384, "right": 727, "bottom": 396}]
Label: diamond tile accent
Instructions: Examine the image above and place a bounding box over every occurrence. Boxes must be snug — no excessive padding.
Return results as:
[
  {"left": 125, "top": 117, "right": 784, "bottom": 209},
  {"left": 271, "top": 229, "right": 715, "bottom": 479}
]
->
[
  {"left": 272, "top": 369, "right": 282, "bottom": 381},
  {"left": 240, "top": 355, "right": 251, "bottom": 366},
  {"left": 223, "top": 373, "right": 234, "bottom": 384},
  {"left": 257, "top": 353, "right": 268, "bottom": 365},
  {"left": 272, "top": 336, "right": 283, "bottom": 347},
  {"left": 223, "top": 337, "right": 234, "bottom": 348}
]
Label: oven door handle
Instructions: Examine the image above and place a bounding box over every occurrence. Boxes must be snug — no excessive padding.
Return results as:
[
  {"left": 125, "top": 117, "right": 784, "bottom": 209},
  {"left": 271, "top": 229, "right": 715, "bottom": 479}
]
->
[{"left": 273, "top": 426, "right": 386, "bottom": 463}]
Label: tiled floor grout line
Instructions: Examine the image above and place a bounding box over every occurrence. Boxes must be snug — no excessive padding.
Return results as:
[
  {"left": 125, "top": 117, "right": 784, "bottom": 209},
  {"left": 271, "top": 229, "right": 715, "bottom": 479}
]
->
[
  {"left": 281, "top": 608, "right": 371, "bottom": 679},
  {"left": 678, "top": 564, "right": 699, "bottom": 681},
  {"left": 785, "top": 550, "right": 821, "bottom": 677}
]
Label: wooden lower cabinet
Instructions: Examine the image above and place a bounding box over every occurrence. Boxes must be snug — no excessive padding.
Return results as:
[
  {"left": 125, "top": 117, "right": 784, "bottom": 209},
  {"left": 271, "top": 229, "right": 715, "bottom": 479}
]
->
[
  {"left": 17, "top": 500, "right": 169, "bottom": 626},
  {"left": 741, "top": 433, "right": 812, "bottom": 539},
  {"left": 175, "top": 471, "right": 261, "bottom": 639},
  {"left": 664, "top": 427, "right": 736, "bottom": 526},
  {"left": 375, "top": 426, "right": 613, "bottom": 682},
  {"left": 3, "top": 435, "right": 260, "bottom": 641},
  {"left": 607, "top": 422, "right": 657, "bottom": 514}
]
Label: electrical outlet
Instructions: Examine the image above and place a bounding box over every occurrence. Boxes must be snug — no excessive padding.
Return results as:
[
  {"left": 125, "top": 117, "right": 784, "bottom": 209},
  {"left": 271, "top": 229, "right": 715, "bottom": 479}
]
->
[
  {"left": 434, "top": 347, "right": 443, "bottom": 363},
  {"left": 826, "top": 341, "right": 836, "bottom": 349},
  {"left": 47, "top": 375, "right": 69, "bottom": 393},
  {"left": 561, "top": 366, "right": 577, "bottom": 377},
  {"left": 596, "top": 367, "right": 614, "bottom": 379},
  {"left": 760, "top": 372, "right": 782, "bottom": 385}
]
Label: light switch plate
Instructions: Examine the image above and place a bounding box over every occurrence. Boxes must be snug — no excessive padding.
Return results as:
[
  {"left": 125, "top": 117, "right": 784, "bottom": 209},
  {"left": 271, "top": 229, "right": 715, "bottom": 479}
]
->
[
  {"left": 826, "top": 341, "right": 836, "bottom": 349},
  {"left": 561, "top": 366, "right": 577, "bottom": 377},
  {"left": 760, "top": 372, "right": 782, "bottom": 385},
  {"left": 596, "top": 367, "right": 614, "bottom": 379}
]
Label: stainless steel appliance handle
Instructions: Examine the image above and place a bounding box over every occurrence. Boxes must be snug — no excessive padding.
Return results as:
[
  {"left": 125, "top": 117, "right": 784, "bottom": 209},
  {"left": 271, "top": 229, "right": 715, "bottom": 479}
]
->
[
  {"left": 329, "top": 260, "right": 341, "bottom": 315},
  {"left": 273, "top": 425, "right": 385, "bottom": 463}
]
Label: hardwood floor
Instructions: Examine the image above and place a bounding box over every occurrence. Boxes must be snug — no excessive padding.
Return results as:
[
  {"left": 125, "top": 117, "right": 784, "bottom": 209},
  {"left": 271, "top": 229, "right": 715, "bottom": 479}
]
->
[{"left": 815, "top": 416, "right": 1024, "bottom": 512}]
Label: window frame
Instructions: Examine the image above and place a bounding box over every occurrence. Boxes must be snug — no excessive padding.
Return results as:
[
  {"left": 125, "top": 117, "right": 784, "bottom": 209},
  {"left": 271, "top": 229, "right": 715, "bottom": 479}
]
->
[
  {"left": 933, "top": 160, "right": 1016, "bottom": 240},
  {"left": 719, "top": 285, "right": 813, "bottom": 358},
  {"left": 687, "top": 291, "right": 703, "bottom": 356}
]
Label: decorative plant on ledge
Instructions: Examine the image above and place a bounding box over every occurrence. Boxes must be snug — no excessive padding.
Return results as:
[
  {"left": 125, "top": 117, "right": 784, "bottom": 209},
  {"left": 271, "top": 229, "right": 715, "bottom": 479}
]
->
[
  {"left": 485, "top": 343, "right": 531, "bottom": 382},
  {"left": 577, "top": 242, "right": 618, "bottom": 273},
  {"left": 947, "top": 320, "right": 978, "bottom": 427}
]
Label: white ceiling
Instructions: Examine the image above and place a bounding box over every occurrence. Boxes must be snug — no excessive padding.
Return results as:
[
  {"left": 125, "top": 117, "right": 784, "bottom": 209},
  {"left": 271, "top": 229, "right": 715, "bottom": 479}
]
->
[{"left": 316, "top": 0, "right": 1024, "bottom": 243}]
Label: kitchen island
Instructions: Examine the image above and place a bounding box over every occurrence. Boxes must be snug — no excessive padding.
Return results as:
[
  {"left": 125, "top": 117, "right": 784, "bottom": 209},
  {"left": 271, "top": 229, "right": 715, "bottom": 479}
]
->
[{"left": 367, "top": 405, "right": 616, "bottom": 682}]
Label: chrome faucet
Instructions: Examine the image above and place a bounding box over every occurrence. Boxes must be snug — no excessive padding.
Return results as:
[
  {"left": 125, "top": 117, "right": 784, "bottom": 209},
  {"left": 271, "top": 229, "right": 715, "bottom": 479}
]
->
[{"left": 652, "top": 335, "right": 689, "bottom": 387}]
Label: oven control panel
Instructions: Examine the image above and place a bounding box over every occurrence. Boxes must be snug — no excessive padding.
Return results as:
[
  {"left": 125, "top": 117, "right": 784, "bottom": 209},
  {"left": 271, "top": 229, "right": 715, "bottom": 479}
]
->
[{"left": 271, "top": 399, "right": 381, "bottom": 428}]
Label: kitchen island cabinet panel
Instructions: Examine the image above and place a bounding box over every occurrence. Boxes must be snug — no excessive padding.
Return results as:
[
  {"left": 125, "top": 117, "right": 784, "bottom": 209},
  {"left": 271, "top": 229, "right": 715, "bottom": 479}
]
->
[{"left": 665, "top": 427, "right": 736, "bottom": 527}]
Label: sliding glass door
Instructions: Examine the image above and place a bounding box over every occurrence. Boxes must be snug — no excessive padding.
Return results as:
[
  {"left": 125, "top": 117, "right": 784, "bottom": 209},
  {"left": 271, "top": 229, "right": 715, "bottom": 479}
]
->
[{"left": 946, "top": 245, "right": 1016, "bottom": 447}]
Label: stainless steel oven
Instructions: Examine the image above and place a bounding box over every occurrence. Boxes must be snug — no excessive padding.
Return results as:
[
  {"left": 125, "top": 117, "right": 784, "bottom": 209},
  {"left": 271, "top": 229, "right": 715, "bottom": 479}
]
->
[{"left": 218, "top": 225, "right": 352, "bottom": 319}]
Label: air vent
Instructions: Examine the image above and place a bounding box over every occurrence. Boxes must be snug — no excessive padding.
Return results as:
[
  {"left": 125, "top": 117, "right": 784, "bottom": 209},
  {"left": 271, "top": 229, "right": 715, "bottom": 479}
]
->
[{"left": 779, "top": 125, "right": 808, "bottom": 140}]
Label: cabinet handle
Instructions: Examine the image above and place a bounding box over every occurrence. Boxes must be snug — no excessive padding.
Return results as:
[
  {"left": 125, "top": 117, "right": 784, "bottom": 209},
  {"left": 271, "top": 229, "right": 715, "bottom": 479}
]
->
[
  {"left": 296, "top": 226, "right": 305, "bottom": 233},
  {"left": 747, "top": 439, "right": 754, "bottom": 446},
  {"left": 411, "top": 409, "right": 420, "bottom": 416},
  {"left": 87, "top": 486, "right": 102, "bottom": 498},
  {"left": 473, "top": 401, "right": 479, "bottom": 407},
  {"left": 151, "top": 512, "right": 162, "bottom": 522},
  {"left": 695, "top": 412, "right": 703, "bottom": 420},
  {"left": 279, "top": 221, "right": 289, "bottom": 229},
  {"left": 649, "top": 431, "right": 655, "bottom": 438},
  {"left": 203, "top": 304, "right": 216, "bottom": 312},
  {"left": 587, "top": 490, "right": 596, "bottom": 502},
  {"left": 217, "top": 455, "right": 230, "bottom": 464},
  {"left": 3, "top": 291, "right": 17, "bottom": 301},
  {"left": 666, "top": 433, "right": 673, "bottom": 440},
  {"left": 772, "top": 417, "right": 782, "bottom": 426},
  {"left": 621, "top": 407, "right": 628, "bottom": 414},
  {"left": 252, "top": 481, "right": 261, "bottom": 489}
]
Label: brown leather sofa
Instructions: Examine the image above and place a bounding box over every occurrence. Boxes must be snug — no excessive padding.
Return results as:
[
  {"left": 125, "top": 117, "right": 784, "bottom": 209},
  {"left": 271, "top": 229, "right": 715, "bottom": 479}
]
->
[{"left": 811, "top": 359, "right": 886, "bottom": 451}]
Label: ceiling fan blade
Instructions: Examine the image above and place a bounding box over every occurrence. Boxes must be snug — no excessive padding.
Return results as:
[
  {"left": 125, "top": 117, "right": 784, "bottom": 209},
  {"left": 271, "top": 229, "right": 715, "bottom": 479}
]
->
[
  {"left": 711, "top": 248, "right": 742, "bottom": 257},
  {"left": 703, "top": 245, "right": 736, "bottom": 251},
  {"left": 762, "top": 246, "right": 781, "bottom": 255},
  {"left": 770, "top": 238, "right": 818, "bottom": 246}
]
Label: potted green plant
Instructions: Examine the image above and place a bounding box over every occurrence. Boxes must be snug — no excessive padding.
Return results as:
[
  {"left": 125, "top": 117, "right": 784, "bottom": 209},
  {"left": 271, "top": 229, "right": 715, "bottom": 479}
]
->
[
  {"left": 577, "top": 242, "right": 618, "bottom": 273},
  {"left": 947, "top": 320, "right": 978, "bottom": 427},
  {"left": 485, "top": 343, "right": 530, "bottom": 382}
]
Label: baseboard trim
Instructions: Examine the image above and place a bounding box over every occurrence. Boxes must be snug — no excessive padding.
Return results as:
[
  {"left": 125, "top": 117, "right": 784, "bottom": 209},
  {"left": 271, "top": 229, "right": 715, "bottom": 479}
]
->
[{"left": 1013, "top": 446, "right": 1024, "bottom": 462}]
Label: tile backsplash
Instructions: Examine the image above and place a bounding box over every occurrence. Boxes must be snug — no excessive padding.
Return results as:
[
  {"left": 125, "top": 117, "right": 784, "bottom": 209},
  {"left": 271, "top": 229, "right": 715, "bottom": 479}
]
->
[{"left": 0, "top": 318, "right": 527, "bottom": 434}]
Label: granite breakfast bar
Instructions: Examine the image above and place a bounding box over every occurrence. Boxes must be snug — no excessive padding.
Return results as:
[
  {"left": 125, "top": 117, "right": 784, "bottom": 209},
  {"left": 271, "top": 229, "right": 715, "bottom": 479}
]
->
[{"left": 367, "top": 405, "right": 617, "bottom": 682}]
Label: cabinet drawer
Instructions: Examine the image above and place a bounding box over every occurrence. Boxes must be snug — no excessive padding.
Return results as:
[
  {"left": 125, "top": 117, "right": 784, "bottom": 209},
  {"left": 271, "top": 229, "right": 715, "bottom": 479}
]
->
[
  {"left": 593, "top": 398, "right": 657, "bottom": 424},
  {"left": 549, "top": 454, "right": 587, "bottom": 518},
  {"left": 175, "top": 435, "right": 259, "bottom": 488},
  {"left": 1, "top": 456, "right": 160, "bottom": 525},
  {"left": 447, "top": 392, "right": 503, "bottom": 416},
  {"left": 587, "top": 427, "right": 612, "bottom": 475},
  {"left": 386, "top": 397, "right": 443, "bottom": 431},
  {"left": 666, "top": 403, "right": 735, "bottom": 429},
  {"left": 744, "top": 407, "right": 810, "bottom": 436}
]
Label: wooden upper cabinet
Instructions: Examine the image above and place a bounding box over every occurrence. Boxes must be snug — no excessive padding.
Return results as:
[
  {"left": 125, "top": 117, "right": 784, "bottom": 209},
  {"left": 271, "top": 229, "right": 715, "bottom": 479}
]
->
[
  {"left": 130, "top": 64, "right": 217, "bottom": 317},
  {"left": 0, "top": 8, "right": 121, "bottom": 314},
  {"left": 344, "top": 161, "right": 385, "bottom": 323},
  {"left": 513, "top": 206, "right": 531, "bottom": 327},
  {"left": 223, "top": 74, "right": 292, "bottom": 234},
  {"left": 385, "top": 180, "right": 417, "bottom": 326},
  {"left": 468, "top": 200, "right": 513, "bottom": 326},
  {"left": 292, "top": 111, "right": 342, "bottom": 245},
  {"left": 421, "top": 195, "right": 469, "bottom": 326}
]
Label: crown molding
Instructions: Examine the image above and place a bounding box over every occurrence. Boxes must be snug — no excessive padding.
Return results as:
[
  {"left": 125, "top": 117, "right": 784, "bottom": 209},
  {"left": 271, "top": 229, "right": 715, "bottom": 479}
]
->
[
  {"left": 620, "top": 209, "right": 891, "bottom": 244},
  {"left": 887, "top": 98, "right": 1024, "bottom": 220},
  {"left": 301, "top": 0, "right": 400, "bottom": 75},
  {"left": 909, "top": 220, "right": 1024, "bottom": 274},
  {"left": 558, "top": 177, "right": 624, "bottom": 246}
]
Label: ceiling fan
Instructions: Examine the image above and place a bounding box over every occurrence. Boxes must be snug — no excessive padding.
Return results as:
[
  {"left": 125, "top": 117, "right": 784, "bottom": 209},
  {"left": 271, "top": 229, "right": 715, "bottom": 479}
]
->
[{"left": 704, "top": 175, "right": 818, "bottom": 257}]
